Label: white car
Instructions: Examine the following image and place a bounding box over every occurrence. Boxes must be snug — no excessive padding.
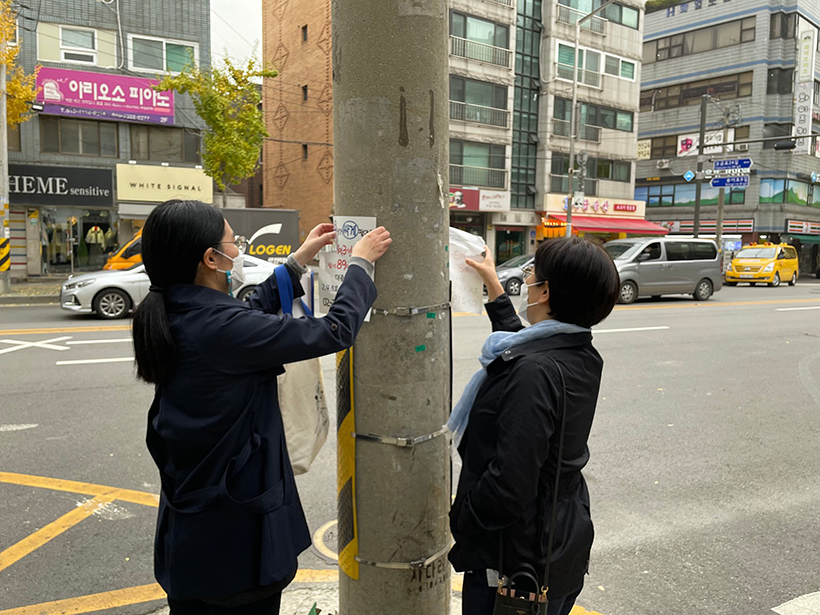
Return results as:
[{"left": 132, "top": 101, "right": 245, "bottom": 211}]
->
[{"left": 60, "top": 255, "right": 276, "bottom": 319}]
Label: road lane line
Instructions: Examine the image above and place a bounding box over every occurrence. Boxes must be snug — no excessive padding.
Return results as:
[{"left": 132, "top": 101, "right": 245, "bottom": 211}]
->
[
  {"left": 0, "top": 472, "right": 159, "bottom": 508},
  {"left": 0, "top": 424, "right": 38, "bottom": 432},
  {"left": 0, "top": 325, "right": 130, "bottom": 336},
  {"left": 0, "top": 337, "right": 72, "bottom": 355},
  {"left": 775, "top": 305, "right": 820, "bottom": 311},
  {"left": 0, "top": 583, "right": 166, "bottom": 615},
  {"left": 595, "top": 326, "right": 670, "bottom": 334},
  {"left": 56, "top": 357, "right": 133, "bottom": 366},
  {"left": 615, "top": 297, "right": 820, "bottom": 311},
  {"left": 66, "top": 338, "right": 132, "bottom": 345},
  {"left": 772, "top": 591, "right": 820, "bottom": 614},
  {"left": 0, "top": 493, "right": 118, "bottom": 574}
]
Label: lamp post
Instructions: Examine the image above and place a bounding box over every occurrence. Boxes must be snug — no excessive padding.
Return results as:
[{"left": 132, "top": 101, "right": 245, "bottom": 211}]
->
[{"left": 565, "top": 0, "right": 616, "bottom": 237}]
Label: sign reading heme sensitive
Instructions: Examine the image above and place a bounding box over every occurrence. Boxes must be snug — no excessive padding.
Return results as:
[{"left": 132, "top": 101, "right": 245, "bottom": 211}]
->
[{"left": 37, "top": 67, "right": 174, "bottom": 125}]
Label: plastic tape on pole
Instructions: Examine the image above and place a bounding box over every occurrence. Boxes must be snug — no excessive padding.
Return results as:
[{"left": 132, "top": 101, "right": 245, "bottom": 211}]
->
[{"left": 336, "top": 348, "right": 359, "bottom": 580}]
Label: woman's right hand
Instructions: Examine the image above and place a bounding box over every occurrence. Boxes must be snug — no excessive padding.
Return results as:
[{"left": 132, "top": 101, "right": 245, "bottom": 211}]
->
[
  {"left": 467, "top": 246, "right": 504, "bottom": 301},
  {"left": 352, "top": 226, "right": 392, "bottom": 262}
]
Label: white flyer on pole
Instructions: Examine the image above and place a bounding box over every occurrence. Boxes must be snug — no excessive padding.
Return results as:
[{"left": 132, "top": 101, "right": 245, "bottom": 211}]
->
[
  {"left": 449, "top": 227, "right": 486, "bottom": 315},
  {"left": 318, "top": 215, "right": 377, "bottom": 316}
]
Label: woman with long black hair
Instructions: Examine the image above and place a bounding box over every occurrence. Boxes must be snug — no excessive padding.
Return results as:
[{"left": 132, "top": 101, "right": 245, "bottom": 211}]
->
[{"left": 133, "top": 199, "right": 390, "bottom": 614}]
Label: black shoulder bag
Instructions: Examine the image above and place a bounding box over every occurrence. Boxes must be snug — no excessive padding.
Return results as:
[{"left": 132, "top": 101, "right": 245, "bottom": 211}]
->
[{"left": 493, "top": 358, "right": 567, "bottom": 615}]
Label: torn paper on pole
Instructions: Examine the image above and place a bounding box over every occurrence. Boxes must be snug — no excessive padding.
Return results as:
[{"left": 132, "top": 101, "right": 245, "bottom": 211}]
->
[
  {"left": 318, "top": 216, "right": 377, "bottom": 318},
  {"left": 449, "top": 227, "right": 486, "bottom": 315}
]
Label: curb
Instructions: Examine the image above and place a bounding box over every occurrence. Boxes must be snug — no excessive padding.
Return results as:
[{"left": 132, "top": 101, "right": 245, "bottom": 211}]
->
[{"left": 0, "top": 295, "right": 60, "bottom": 305}]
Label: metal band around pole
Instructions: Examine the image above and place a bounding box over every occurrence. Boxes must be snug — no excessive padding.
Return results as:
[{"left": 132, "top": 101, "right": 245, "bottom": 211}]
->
[
  {"left": 355, "top": 542, "right": 451, "bottom": 570},
  {"left": 352, "top": 425, "right": 450, "bottom": 448}
]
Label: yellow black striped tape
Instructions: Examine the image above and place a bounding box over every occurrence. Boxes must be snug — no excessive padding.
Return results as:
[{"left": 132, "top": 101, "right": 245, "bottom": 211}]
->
[
  {"left": 0, "top": 239, "right": 10, "bottom": 272},
  {"left": 336, "top": 348, "right": 359, "bottom": 580}
]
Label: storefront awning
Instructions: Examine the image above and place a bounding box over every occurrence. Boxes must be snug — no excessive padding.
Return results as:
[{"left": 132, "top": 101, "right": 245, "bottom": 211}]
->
[
  {"left": 550, "top": 215, "right": 669, "bottom": 235},
  {"left": 789, "top": 233, "right": 820, "bottom": 244}
]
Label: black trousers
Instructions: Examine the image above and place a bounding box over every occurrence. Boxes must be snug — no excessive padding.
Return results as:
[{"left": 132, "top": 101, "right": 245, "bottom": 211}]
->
[
  {"left": 462, "top": 570, "right": 582, "bottom": 615},
  {"left": 167, "top": 571, "right": 296, "bottom": 615}
]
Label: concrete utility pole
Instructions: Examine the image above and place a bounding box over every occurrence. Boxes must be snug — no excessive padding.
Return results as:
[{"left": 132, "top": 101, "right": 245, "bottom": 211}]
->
[
  {"left": 332, "top": 1, "right": 451, "bottom": 614},
  {"left": 714, "top": 106, "right": 732, "bottom": 251},
  {"left": 692, "top": 94, "right": 709, "bottom": 238},
  {"left": 1, "top": 39, "right": 11, "bottom": 294}
]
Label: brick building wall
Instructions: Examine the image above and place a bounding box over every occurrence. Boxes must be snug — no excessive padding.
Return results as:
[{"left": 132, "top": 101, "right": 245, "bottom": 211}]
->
[{"left": 263, "top": 0, "right": 333, "bottom": 240}]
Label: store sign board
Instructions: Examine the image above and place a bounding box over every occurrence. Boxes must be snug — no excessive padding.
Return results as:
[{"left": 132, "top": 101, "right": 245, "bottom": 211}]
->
[
  {"left": 798, "top": 29, "right": 816, "bottom": 83},
  {"left": 637, "top": 139, "right": 651, "bottom": 161},
  {"left": 659, "top": 219, "right": 754, "bottom": 233},
  {"left": 116, "top": 164, "right": 213, "bottom": 204},
  {"left": 663, "top": 0, "right": 732, "bottom": 18},
  {"left": 449, "top": 186, "right": 480, "bottom": 211},
  {"left": 8, "top": 164, "right": 113, "bottom": 207},
  {"left": 478, "top": 190, "right": 511, "bottom": 212},
  {"left": 37, "top": 67, "right": 175, "bottom": 125},
  {"left": 543, "top": 194, "right": 646, "bottom": 218},
  {"left": 787, "top": 219, "right": 820, "bottom": 235},
  {"left": 677, "top": 129, "right": 734, "bottom": 157}
]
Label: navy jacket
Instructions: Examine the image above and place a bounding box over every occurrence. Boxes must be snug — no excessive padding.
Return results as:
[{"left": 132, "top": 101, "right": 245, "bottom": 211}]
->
[
  {"left": 449, "top": 294, "right": 602, "bottom": 597},
  {"left": 146, "top": 264, "right": 376, "bottom": 600}
]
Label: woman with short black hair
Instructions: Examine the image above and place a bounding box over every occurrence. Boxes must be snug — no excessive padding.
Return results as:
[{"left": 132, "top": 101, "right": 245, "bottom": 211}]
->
[
  {"left": 449, "top": 236, "right": 619, "bottom": 615},
  {"left": 133, "top": 199, "right": 391, "bottom": 614}
]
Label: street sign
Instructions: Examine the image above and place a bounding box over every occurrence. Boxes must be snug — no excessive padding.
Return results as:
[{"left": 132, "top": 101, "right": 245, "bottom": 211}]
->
[
  {"left": 812, "top": 172, "right": 817, "bottom": 184},
  {"left": 683, "top": 170, "right": 696, "bottom": 182},
  {"left": 710, "top": 176, "right": 750, "bottom": 188},
  {"left": 713, "top": 158, "right": 753, "bottom": 170}
]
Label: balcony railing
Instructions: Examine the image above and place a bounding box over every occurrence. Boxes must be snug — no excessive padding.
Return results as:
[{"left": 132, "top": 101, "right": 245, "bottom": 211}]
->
[
  {"left": 555, "top": 62, "right": 601, "bottom": 87},
  {"left": 550, "top": 175, "right": 597, "bottom": 196},
  {"left": 556, "top": 4, "right": 607, "bottom": 35},
  {"left": 450, "top": 164, "right": 507, "bottom": 189},
  {"left": 450, "top": 101, "right": 510, "bottom": 128},
  {"left": 552, "top": 118, "right": 601, "bottom": 142},
  {"left": 483, "top": 0, "right": 514, "bottom": 5},
  {"left": 450, "top": 36, "right": 512, "bottom": 68}
]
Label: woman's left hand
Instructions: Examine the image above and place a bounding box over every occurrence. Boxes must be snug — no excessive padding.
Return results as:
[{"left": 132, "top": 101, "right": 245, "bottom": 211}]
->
[{"left": 294, "top": 223, "right": 337, "bottom": 266}]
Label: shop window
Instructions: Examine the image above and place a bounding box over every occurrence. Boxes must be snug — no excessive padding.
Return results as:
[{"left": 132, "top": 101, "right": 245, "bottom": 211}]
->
[
  {"left": 8, "top": 123, "right": 21, "bottom": 151},
  {"left": 767, "top": 68, "right": 793, "bottom": 95},
  {"left": 759, "top": 179, "right": 807, "bottom": 205},
  {"left": 130, "top": 125, "right": 200, "bottom": 163},
  {"left": 60, "top": 26, "right": 97, "bottom": 64},
  {"left": 770, "top": 12, "right": 796, "bottom": 40},
  {"left": 40, "top": 117, "right": 118, "bottom": 157},
  {"left": 129, "top": 34, "right": 197, "bottom": 72}
]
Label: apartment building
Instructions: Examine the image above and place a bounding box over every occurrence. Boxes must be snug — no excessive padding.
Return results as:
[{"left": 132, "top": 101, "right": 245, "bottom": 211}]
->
[
  {"left": 6, "top": 0, "right": 211, "bottom": 278},
  {"left": 637, "top": 0, "right": 820, "bottom": 273}
]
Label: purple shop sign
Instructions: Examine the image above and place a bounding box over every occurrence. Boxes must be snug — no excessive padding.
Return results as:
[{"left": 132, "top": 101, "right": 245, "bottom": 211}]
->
[{"left": 36, "top": 67, "right": 175, "bottom": 125}]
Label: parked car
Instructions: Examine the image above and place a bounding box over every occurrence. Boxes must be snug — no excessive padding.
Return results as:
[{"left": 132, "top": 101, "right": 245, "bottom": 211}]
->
[
  {"left": 495, "top": 254, "right": 534, "bottom": 296},
  {"left": 60, "top": 255, "right": 276, "bottom": 319},
  {"left": 604, "top": 237, "right": 723, "bottom": 304},
  {"left": 103, "top": 229, "right": 142, "bottom": 270},
  {"left": 724, "top": 243, "right": 799, "bottom": 287}
]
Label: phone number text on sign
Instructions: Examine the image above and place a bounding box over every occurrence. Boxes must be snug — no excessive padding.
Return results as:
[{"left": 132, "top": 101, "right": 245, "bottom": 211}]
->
[{"left": 318, "top": 216, "right": 376, "bottom": 315}]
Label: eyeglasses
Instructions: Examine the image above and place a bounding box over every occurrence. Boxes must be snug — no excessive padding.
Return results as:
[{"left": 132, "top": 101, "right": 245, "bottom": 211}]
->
[
  {"left": 522, "top": 264, "right": 535, "bottom": 278},
  {"left": 216, "top": 235, "right": 248, "bottom": 254}
]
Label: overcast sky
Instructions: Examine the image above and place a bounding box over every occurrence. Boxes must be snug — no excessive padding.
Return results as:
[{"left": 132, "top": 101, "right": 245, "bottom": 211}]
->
[{"left": 210, "top": 0, "right": 264, "bottom": 64}]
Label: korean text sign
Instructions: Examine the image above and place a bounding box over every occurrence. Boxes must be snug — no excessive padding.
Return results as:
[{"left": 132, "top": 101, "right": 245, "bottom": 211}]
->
[
  {"left": 37, "top": 67, "right": 175, "bottom": 125},
  {"left": 318, "top": 216, "right": 377, "bottom": 317}
]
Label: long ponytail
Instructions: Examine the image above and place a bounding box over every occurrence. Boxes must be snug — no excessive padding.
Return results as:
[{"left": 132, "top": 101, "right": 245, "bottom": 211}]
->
[{"left": 133, "top": 200, "right": 225, "bottom": 383}]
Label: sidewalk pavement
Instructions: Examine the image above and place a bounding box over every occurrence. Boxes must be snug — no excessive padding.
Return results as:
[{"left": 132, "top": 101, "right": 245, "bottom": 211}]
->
[{"left": 0, "top": 279, "right": 64, "bottom": 304}]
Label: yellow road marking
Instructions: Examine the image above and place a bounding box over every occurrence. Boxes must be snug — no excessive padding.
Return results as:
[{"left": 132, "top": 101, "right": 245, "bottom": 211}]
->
[
  {"left": 0, "top": 584, "right": 166, "bottom": 615},
  {"left": 0, "top": 472, "right": 159, "bottom": 508},
  {"left": 0, "top": 493, "right": 117, "bottom": 573},
  {"left": 0, "top": 325, "right": 131, "bottom": 336}
]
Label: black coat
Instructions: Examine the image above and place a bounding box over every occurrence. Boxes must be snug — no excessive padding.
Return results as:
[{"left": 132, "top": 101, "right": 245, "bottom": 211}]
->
[
  {"left": 449, "top": 295, "right": 603, "bottom": 597},
  {"left": 146, "top": 265, "right": 376, "bottom": 600}
]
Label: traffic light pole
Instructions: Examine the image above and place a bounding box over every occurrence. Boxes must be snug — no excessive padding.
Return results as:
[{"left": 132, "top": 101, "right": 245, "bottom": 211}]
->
[{"left": 333, "top": 1, "right": 451, "bottom": 613}]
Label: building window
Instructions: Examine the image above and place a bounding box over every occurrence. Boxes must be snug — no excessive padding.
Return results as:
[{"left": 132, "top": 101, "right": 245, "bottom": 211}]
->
[
  {"left": 635, "top": 183, "right": 746, "bottom": 207},
  {"left": 641, "top": 72, "right": 753, "bottom": 112},
  {"left": 512, "top": 0, "right": 541, "bottom": 210},
  {"left": 554, "top": 98, "right": 633, "bottom": 133},
  {"left": 450, "top": 12, "right": 509, "bottom": 49},
  {"left": 643, "top": 17, "right": 755, "bottom": 64},
  {"left": 814, "top": 81, "right": 820, "bottom": 106},
  {"left": 60, "top": 26, "right": 97, "bottom": 64},
  {"left": 41, "top": 117, "right": 118, "bottom": 157},
  {"left": 449, "top": 76, "right": 507, "bottom": 109},
  {"left": 129, "top": 34, "right": 197, "bottom": 72},
  {"left": 767, "top": 68, "right": 794, "bottom": 95},
  {"left": 302, "top": 85, "right": 308, "bottom": 101},
  {"left": 302, "top": 25, "right": 308, "bottom": 42},
  {"left": 761, "top": 178, "right": 809, "bottom": 205},
  {"left": 450, "top": 139, "right": 505, "bottom": 169},
  {"left": 770, "top": 12, "right": 796, "bottom": 40},
  {"left": 302, "top": 144, "right": 309, "bottom": 159},
  {"left": 763, "top": 123, "right": 793, "bottom": 149},
  {"left": 558, "top": 43, "right": 635, "bottom": 85},
  {"left": 651, "top": 136, "right": 677, "bottom": 158},
  {"left": 558, "top": 0, "right": 638, "bottom": 30},
  {"left": 130, "top": 125, "right": 200, "bottom": 163},
  {"left": 8, "top": 124, "right": 21, "bottom": 151}
]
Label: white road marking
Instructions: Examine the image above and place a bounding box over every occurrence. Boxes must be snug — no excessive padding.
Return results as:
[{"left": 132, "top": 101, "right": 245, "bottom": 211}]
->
[
  {"left": 66, "top": 338, "right": 131, "bottom": 345},
  {"left": 0, "top": 336, "right": 72, "bottom": 355},
  {"left": 594, "top": 326, "right": 671, "bottom": 334},
  {"left": 0, "top": 424, "right": 39, "bottom": 432},
  {"left": 772, "top": 591, "right": 820, "bottom": 614},
  {"left": 56, "top": 357, "right": 133, "bottom": 366},
  {"left": 776, "top": 306, "right": 820, "bottom": 312}
]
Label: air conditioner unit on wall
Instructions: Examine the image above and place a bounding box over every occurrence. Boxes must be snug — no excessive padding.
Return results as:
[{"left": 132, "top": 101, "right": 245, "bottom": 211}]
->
[
  {"left": 657, "top": 159, "right": 671, "bottom": 169},
  {"left": 736, "top": 143, "right": 749, "bottom": 152}
]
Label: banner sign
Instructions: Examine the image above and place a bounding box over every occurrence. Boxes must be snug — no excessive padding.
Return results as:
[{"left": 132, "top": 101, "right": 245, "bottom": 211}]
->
[
  {"left": 9, "top": 164, "right": 113, "bottom": 207},
  {"left": 37, "top": 67, "right": 175, "bottom": 125}
]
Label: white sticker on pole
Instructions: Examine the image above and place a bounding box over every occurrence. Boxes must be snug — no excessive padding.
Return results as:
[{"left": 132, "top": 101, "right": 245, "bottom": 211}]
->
[
  {"left": 318, "top": 216, "right": 377, "bottom": 315},
  {"left": 449, "top": 227, "right": 486, "bottom": 315}
]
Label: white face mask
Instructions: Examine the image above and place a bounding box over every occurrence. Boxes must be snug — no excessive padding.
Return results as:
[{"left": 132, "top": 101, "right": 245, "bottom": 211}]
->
[
  {"left": 517, "top": 280, "right": 545, "bottom": 326},
  {"left": 215, "top": 249, "right": 245, "bottom": 296}
]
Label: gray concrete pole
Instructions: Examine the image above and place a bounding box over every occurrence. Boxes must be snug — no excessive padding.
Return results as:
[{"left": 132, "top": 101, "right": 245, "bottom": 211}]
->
[
  {"left": 693, "top": 94, "right": 709, "bottom": 239},
  {"left": 332, "top": 1, "right": 451, "bottom": 614},
  {"left": 0, "top": 44, "right": 11, "bottom": 294},
  {"left": 566, "top": 19, "right": 580, "bottom": 237},
  {"left": 715, "top": 109, "right": 730, "bottom": 251}
]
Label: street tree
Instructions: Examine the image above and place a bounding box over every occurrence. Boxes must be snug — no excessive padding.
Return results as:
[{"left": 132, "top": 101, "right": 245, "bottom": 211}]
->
[
  {"left": 1, "top": 0, "right": 39, "bottom": 127},
  {"left": 156, "top": 57, "right": 278, "bottom": 208}
]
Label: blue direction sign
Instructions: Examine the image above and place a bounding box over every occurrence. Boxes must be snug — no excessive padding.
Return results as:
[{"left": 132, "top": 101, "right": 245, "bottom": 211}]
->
[
  {"left": 710, "top": 175, "right": 750, "bottom": 188},
  {"left": 713, "top": 158, "right": 753, "bottom": 170},
  {"left": 683, "top": 170, "right": 696, "bottom": 182}
]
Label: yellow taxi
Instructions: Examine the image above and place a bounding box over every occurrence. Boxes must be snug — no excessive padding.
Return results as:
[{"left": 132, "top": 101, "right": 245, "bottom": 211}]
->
[
  {"left": 725, "top": 242, "right": 799, "bottom": 287},
  {"left": 103, "top": 229, "right": 142, "bottom": 270}
]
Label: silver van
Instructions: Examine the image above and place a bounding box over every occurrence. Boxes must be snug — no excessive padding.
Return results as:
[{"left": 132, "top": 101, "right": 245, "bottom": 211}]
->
[{"left": 604, "top": 238, "right": 724, "bottom": 304}]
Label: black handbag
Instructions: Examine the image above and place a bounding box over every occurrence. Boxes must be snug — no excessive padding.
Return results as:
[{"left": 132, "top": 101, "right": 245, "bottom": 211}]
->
[{"left": 493, "top": 358, "right": 567, "bottom": 615}]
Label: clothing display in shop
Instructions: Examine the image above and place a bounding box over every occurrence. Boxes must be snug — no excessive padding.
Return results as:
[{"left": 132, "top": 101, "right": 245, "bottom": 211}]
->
[
  {"left": 86, "top": 226, "right": 105, "bottom": 247},
  {"left": 104, "top": 227, "right": 116, "bottom": 252}
]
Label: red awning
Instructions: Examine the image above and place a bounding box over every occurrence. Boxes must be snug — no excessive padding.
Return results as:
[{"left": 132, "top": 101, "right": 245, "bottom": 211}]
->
[{"left": 550, "top": 215, "right": 668, "bottom": 235}]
